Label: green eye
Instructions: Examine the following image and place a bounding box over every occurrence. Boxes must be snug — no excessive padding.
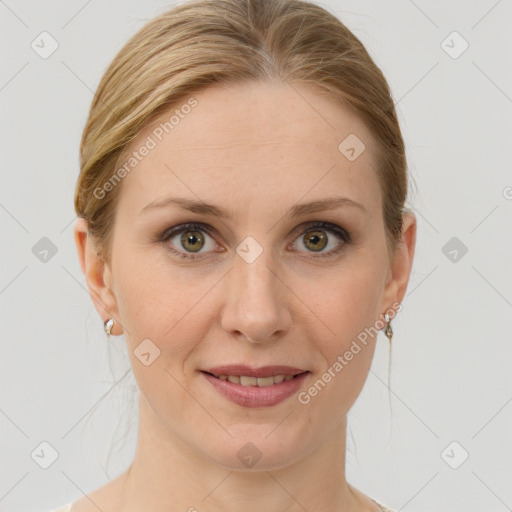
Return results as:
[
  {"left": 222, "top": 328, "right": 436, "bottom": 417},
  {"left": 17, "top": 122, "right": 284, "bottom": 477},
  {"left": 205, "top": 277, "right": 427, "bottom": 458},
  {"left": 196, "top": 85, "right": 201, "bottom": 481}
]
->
[
  {"left": 159, "top": 221, "right": 351, "bottom": 261},
  {"left": 179, "top": 229, "right": 206, "bottom": 253},
  {"left": 292, "top": 222, "right": 351, "bottom": 259}
]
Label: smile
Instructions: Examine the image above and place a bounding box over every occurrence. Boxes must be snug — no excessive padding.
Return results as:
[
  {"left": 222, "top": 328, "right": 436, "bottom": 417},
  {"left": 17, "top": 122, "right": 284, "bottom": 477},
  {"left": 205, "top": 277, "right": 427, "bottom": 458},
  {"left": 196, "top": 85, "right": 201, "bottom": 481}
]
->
[
  {"left": 201, "top": 370, "right": 310, "bottom": 408},
  {"left": 208, "top": 373, "right": 296, "bottom": 386}
]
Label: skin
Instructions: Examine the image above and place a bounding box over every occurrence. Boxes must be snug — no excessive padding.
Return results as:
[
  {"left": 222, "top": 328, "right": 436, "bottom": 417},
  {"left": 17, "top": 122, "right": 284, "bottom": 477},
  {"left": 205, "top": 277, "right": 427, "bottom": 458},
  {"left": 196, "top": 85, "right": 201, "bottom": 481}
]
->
[{"left": 73, "top": 81, "right": 416, "bottom": 512}]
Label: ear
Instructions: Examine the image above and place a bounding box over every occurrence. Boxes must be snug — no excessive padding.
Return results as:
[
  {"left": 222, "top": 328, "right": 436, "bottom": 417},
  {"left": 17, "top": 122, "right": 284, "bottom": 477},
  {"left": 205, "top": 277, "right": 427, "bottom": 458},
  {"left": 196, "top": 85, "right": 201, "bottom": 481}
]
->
[
  {"left": 380, "top": 211, "right": 417, "bottom": 313},
  {"left": 73, "top": 217, "right": 123, "bottom": 335}
]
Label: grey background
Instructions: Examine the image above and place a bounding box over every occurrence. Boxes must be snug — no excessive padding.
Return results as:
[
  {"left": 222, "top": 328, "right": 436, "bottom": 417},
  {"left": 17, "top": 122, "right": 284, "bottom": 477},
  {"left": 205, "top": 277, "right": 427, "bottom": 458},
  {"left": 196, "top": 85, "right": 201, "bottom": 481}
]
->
[{"left": 1, "top": 1, "right": 511, "bottom": 511}]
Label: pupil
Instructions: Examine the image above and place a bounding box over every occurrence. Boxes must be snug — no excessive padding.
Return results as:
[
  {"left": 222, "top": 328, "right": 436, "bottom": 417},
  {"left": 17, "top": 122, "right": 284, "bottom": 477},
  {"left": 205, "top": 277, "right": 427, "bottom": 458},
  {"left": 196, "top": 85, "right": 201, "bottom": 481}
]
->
[
  {"left": 182, "top": 231, "right": 203, "bottom": 252},
  {"left": 306, "top": 231, "right": 326, "bottom": 251}
]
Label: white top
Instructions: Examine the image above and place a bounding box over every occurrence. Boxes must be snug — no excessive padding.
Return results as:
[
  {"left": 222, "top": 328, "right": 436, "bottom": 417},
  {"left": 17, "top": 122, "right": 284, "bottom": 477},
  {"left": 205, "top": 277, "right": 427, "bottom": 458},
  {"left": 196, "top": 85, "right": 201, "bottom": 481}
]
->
[
  {"left": 48, "top": 506, "right": 72, "bottom": 512},
  {"left": 372, "top": 498, "right": 395, "bottom": 512},
  {"left": 49, "top": 499, "right": 395, "bottom": 511}
]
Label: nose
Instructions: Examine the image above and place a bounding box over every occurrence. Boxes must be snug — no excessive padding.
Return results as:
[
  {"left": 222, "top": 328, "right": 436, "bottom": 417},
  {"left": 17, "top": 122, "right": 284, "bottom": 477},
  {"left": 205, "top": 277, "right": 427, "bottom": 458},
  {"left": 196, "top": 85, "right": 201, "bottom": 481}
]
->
[{"left": 220, "top": 248, "right": 292, "bottom": 344}]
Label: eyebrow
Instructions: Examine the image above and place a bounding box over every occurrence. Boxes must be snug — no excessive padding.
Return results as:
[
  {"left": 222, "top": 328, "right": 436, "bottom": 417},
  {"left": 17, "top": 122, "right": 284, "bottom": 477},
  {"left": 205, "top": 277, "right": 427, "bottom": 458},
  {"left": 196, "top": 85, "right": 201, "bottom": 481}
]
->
[{"left": 140, "top": 195, "right": 367, "bottom": 218}]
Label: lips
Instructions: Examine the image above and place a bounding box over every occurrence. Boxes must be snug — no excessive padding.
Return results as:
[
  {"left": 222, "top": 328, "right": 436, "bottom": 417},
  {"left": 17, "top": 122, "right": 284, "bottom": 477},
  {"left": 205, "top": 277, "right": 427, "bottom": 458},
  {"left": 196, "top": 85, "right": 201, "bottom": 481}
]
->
[{"left": 201, "top": 365, "right": 310, "bottom": 407}]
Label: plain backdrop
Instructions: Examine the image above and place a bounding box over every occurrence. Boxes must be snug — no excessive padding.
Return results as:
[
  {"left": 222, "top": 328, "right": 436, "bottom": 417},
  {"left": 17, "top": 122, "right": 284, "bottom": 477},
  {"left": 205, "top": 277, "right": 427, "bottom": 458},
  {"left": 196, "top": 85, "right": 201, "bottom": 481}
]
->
[{"left": 1, "top": 1, "right": 511, "bottom": 511}]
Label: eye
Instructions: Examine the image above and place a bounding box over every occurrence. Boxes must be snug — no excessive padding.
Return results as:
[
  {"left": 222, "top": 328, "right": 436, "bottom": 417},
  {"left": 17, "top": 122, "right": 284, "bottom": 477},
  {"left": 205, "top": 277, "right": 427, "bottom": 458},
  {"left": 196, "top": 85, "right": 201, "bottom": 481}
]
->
[
  {"left": 290, "top": 221, "right": 351, "bottom": 259},
  {"left": 158, "top": 221, "right": 351, "bottom": 261},
  {"left": 160, "top": 223, "right": 220, "bottom": 260}
]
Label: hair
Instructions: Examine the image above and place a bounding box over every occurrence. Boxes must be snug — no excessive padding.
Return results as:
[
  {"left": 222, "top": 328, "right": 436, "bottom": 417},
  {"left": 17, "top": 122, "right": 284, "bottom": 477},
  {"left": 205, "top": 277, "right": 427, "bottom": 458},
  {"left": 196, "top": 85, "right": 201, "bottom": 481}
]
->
[{"left": 74, "top": 0, "right": 410, "bottom": 265}]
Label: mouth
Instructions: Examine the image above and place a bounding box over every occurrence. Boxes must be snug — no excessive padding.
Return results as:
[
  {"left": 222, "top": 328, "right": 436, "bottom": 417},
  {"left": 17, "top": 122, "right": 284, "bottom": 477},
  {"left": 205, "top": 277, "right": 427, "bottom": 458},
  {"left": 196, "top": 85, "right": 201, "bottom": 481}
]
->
[
  {"left": 201, "top": 371, "right": 307, "bottom": 387},
  {"left": 200, "top": 367, "right": 310, "bottom": 408}
]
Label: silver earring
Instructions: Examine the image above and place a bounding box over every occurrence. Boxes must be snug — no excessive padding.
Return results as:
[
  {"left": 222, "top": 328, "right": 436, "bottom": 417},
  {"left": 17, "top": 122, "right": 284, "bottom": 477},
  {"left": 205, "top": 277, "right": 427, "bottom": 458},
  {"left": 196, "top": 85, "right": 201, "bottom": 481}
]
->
[
  {"left": 383, "top": 313, "right": 393, "bottom": 344},
  {"left": 104, "top": 318, "right": 114, "bottom": 337}
]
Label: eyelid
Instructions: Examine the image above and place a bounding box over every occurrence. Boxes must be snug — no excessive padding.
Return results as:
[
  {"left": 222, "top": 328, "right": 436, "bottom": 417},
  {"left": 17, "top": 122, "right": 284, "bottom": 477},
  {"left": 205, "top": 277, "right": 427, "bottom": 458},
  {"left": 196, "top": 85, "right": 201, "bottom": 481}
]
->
[
  {"left": 159, "top": 220, "right": 351, "bottom": 260},
  {"left": 292, "top": 220, "right": 350, "bottom": 242}
]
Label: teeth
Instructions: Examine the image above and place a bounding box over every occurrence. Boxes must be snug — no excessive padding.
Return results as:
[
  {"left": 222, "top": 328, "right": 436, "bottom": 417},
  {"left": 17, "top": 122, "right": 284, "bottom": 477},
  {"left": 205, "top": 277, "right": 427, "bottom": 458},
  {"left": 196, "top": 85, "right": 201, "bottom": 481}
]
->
[
  {"left": 240, "top": 376, "right": 258, "bottom": 386},
  {"left": 215, "top": 374, "right": 296, "bottom": 386},
  {"left": 256, "top": 376, "right": 274, "bottom": 387}
]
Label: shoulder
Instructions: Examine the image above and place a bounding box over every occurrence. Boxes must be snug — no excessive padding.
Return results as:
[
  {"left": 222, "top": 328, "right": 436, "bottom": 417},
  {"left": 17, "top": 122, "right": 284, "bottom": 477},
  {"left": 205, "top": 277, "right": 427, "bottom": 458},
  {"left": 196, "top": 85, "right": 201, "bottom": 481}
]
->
[
  {"left": 46, "top": 504, "right": 72, "bottom": 512},
  {"left": 371, "top": 498, "right": 396, "bottom": 512}
]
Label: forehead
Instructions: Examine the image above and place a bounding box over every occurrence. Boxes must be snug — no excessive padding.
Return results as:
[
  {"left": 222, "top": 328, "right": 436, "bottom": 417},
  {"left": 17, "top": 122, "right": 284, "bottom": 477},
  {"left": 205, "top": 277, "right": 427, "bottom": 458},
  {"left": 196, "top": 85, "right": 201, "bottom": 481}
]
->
[{"left": 115, "top": 81, "right": 381, "bottom": 220}]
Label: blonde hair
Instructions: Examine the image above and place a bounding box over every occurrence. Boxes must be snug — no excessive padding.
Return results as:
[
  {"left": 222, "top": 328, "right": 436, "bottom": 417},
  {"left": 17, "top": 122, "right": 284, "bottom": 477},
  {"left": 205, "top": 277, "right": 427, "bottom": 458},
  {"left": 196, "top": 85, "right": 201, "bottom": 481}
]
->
[{"left": 75, "top": 0, "right": 408, "bottom": 263}]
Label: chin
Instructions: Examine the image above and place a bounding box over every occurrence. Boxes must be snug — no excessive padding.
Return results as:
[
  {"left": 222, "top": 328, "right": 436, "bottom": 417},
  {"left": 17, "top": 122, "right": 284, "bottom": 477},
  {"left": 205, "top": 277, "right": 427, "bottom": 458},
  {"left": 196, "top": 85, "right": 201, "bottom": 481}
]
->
[{"left": 202, "top": 424, "right": 309, "bottom": 472}]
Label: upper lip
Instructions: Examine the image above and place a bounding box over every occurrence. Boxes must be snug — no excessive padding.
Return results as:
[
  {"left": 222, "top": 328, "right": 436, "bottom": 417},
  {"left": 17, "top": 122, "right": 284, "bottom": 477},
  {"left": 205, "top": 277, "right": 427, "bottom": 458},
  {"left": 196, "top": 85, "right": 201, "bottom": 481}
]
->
[{"left": 203, "top": 365, "right": 308, "bottom": 378}]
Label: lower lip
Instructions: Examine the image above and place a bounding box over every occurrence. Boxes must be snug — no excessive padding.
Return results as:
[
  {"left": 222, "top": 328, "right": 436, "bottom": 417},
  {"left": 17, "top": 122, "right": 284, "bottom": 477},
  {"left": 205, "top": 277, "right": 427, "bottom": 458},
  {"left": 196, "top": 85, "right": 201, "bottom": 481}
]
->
[{"left": 201, "top": 371, "right": 309, "bottom": 408}]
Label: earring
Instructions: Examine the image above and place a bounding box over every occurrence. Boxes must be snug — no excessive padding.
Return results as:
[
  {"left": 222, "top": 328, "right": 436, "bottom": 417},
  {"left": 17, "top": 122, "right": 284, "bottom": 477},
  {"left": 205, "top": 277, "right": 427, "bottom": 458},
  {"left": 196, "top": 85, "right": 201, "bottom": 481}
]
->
[
  {"left": 104, "top": 318, "right": 114, "bottom": 337},
  {"left": 383, "top": 313, "right": 393, "bottom": 344}
]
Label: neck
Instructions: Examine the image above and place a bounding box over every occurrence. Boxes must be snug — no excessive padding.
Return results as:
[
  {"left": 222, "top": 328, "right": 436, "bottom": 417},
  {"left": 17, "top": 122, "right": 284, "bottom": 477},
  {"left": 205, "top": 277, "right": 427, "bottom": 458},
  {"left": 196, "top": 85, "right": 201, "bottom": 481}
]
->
[{"left": 117, "top": 394, "right": 365, "bottom": 512}]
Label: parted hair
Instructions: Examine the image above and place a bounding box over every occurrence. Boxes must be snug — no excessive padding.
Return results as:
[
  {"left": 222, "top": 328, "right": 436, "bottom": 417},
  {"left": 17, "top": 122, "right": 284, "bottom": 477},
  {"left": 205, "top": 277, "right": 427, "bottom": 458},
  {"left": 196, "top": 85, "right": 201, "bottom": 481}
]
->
[{"left": 75, "top": 0, "right": 409, "bottom": 263}]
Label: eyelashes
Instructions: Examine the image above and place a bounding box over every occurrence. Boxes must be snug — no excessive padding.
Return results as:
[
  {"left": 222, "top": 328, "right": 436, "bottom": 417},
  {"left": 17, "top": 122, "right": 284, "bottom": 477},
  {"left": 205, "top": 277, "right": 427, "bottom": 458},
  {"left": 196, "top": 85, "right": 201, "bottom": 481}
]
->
[{"left": 157, "top": 221, "right": 352, "bottom": 261}]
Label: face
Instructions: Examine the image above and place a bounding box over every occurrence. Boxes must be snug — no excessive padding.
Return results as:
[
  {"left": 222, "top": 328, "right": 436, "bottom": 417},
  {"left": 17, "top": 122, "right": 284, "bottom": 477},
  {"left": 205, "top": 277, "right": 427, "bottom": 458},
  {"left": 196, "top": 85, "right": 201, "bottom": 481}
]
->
[{"left": 76, "top": 81, "right": 415, "bottom": 471}]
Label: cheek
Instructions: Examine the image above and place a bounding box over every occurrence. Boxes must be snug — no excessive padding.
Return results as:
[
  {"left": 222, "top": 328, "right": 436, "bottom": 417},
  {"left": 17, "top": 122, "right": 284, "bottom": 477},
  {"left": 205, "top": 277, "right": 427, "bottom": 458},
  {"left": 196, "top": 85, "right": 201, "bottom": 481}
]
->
[
  {"left": 112, "top": 250, "right": 218, "bottom": 366},
  {"left": 112, "top": 264, "right": 206, "bottom": 413},
  {"left": 301, "top": 251, "right": 386, "bottom": 405},
  {"left": 298, "top": 264, "right": 382, "bottom": 418},
  {"left": 311, "top": 259, "right": 384, "bottom": 343}
]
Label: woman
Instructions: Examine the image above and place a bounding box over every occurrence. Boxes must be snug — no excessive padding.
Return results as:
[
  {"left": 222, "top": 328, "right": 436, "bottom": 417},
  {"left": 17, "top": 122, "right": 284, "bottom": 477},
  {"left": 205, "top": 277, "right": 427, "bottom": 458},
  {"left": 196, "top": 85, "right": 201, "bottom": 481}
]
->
[{"left": 53, "top": 0, "right": 416, "bottom": 510}]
